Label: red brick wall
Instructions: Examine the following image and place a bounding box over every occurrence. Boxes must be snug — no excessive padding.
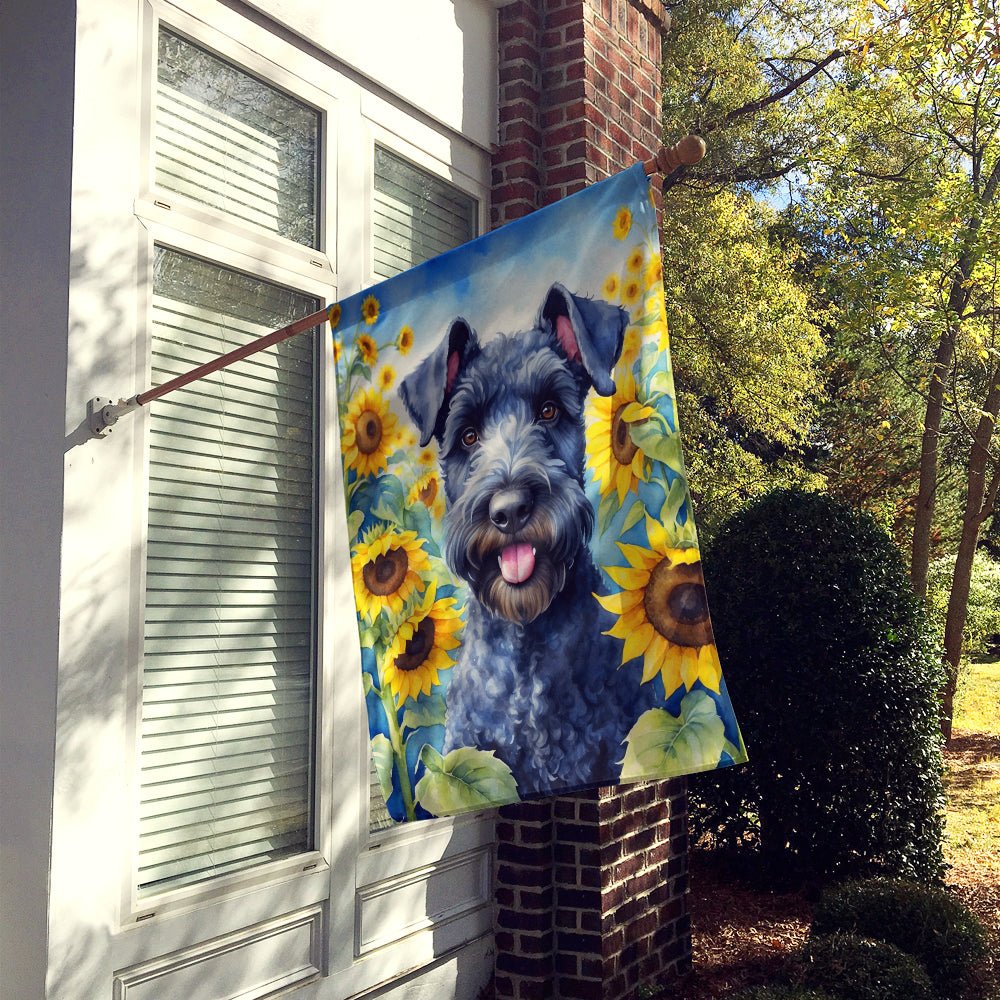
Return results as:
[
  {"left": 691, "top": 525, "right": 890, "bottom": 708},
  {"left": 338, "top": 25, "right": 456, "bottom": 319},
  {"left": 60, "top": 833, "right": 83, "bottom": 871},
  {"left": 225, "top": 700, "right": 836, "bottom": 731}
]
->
[
  {"left": 493, "top": 782, "right": 690, "bottom": 1000},
  {"left": 490, "top": 9, "right": 689, "bottom": 997},
  {"left": 492, "top": 0, "right": 667, "bottom": 228}
]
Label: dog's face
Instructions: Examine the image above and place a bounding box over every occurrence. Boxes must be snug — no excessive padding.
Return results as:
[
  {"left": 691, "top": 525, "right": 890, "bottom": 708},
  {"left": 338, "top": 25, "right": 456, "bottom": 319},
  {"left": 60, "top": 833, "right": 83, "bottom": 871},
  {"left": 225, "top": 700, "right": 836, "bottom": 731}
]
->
[{"left": 400, "top": 284, "right": 627, "bottom": 624}]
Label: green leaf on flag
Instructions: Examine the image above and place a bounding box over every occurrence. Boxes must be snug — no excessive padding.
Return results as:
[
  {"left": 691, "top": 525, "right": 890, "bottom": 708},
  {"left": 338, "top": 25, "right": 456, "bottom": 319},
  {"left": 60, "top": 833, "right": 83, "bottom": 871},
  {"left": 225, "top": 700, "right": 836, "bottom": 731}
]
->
[
  {"left": 621, "top": 495, "right": 646, "bottom": 534},
  {"left": 629, "top": 419, "right": 685, "bottom": 473},
  {"left": 416, "top": 745, "right": 518, "bottom": 815},
  {"left": 370, "top": 733, "right": 395, "bottom": 802},
  {"left": 620, "top": 690, "right": 727, "bottom": 780},
  {"left": 402, "top": 693, "right": 447, "bottom": 731}
]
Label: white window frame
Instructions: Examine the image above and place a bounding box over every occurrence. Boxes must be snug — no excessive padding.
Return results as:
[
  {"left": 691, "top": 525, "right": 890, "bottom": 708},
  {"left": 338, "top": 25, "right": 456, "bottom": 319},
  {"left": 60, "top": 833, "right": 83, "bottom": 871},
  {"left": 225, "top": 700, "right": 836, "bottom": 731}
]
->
[
  {"left": 122, "top": 0, "right": 339, "bottom": 930},
  {"left": 109, "top": 0, "right": 497, "bottom": 992}
]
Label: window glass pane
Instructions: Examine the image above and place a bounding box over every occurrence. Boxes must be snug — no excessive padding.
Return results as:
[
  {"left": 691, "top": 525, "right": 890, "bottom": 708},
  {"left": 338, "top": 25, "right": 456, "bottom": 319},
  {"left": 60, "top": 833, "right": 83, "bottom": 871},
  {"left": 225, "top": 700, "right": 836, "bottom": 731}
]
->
[
  {"left": 139, "top": 246, "right": 318, "bottom": 895},
  {"left": 368, "top": 149, "right": 477, "bottom": 831},
  {"left": 372, "top": 146, "right": 477, "bottom": 280},
  {"left": 156, "top": 27, "right": 320, "bottom": 248}
]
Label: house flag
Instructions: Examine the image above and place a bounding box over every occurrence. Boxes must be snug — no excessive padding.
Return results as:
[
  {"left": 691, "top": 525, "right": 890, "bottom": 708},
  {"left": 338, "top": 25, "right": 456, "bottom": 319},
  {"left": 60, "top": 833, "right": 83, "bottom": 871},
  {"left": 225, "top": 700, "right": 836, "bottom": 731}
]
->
[{"left": 332, "top": 163, "right": 747, "bottom": 821}]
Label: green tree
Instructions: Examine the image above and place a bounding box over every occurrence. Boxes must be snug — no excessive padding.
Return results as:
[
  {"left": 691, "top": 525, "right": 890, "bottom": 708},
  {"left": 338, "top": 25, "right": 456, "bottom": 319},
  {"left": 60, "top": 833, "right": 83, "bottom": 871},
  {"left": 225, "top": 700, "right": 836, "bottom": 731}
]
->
[
  {"left": 658, "top": 1, "right": 842, "bottom": 531},
  {"left": 695, "top": 490, "right": 946, "bottom": 884},
  {"left": 806, "top": 0, "right": 1000, "bottom": 736},
  {"left": 660, "top": 188, "right": 824, "bottom": 532}
]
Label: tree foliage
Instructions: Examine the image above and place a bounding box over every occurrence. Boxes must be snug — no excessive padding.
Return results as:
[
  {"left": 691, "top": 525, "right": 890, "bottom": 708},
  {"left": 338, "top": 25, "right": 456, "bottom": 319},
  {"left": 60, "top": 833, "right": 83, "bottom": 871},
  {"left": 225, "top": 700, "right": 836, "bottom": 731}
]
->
[{"left": 661, "top": 189, "right": 824, "bottom": 532}]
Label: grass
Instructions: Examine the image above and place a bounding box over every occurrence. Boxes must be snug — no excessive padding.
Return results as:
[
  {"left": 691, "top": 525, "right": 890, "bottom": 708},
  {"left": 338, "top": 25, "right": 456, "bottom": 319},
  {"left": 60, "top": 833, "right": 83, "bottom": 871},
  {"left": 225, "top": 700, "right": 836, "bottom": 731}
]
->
[
  {"left": 955, "top": 658, "right": 1000, "bottom": 732},
  {"left": 946, "top": 660, "right": 1000, "bottom": 870},
  {"left": 941, "top": 659, "right": 1000, "bottom": 1000}
]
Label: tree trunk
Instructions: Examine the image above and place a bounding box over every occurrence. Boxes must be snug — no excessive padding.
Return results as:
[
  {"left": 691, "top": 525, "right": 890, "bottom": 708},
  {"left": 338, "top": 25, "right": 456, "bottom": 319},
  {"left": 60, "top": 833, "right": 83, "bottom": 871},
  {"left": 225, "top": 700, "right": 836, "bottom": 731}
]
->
[
  {"left": 910, "top": 330, "right": 955, "bottom": 598},
  {"left": 941, "top": 378, "right": 1000, "bottom": 740},
  {"left": 910, "top": 160, "right": 1000, "bottom": 597}
]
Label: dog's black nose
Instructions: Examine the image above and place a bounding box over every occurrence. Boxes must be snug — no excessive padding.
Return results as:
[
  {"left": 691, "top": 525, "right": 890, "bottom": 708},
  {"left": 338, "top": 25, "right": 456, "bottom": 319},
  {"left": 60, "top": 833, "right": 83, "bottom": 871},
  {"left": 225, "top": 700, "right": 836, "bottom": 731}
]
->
[{"left": 490, "top": 487, "right": 534, "bottom": 532}]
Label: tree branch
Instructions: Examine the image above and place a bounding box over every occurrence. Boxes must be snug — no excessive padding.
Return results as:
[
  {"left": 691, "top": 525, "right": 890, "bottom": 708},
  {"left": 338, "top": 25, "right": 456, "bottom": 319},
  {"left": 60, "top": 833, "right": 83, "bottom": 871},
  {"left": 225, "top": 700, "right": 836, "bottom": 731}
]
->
[{"left": 703, "top": 49, "right": 847, "bottom": 133}]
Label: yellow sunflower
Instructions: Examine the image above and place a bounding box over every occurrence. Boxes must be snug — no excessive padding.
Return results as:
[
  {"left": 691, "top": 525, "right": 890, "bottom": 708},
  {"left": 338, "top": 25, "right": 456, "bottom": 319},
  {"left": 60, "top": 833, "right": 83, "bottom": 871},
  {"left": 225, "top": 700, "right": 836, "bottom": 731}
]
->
[
  {"left": 417, "top": 446, "right": 437, "bottom": 467},
  {"left": 621, "top": 276, "right": 643, "bottom": 307},
  {"left": 613, "top": 206, "right": 632, "bottom": 240},
  {"left": 358, "top": 333, "right": 378, "bottom": 367},
  {"left": 377, "top": 364, "right": 396, "bottom": 392},
  {"left": 383, "top": 585, "right": 462, "bottom": 704},
  {"left": 603, "top": 273, "right": 621, "bottom": 300},
  {"left": 362, "top": 294, "right": 380, "bottom": 326},
  {"left": 333, "top": 338, "right": 343, "bottom": 363},
  {"left": 626, "top": 246, "right": 645, "bottom": 273},
  {"left": 342, "top": 385, "right": 399, "bottom": 478},
  {"left": 328, "top": 303, "right": 342, "bottom": 329},
  {"left": 619, "top": 324, "right": 643, "bottom": 369},
  {"left": 585, "top": 367, "right": 656, "bottom": 503},
  {"left": 643, "top": 253, "right": 662, "bottom": 289},
  {"left": 398, "top": 325, "right": 414, "bottom": 355},
  {"left": 595, "top": 519, "right": 721, "bottom": 696},
  {"left": 351, "top": 525, "right": 430, "bottom": 619},
  {"left": 407, "top": 469, "right": 446, "bottom": 520}
]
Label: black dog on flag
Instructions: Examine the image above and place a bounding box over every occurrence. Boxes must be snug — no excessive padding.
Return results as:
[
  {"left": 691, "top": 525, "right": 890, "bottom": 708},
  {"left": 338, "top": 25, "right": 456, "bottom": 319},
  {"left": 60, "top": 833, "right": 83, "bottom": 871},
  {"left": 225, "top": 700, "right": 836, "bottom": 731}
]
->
[{"left": 399, "top": 283, "right": 658, "bottom": 796}]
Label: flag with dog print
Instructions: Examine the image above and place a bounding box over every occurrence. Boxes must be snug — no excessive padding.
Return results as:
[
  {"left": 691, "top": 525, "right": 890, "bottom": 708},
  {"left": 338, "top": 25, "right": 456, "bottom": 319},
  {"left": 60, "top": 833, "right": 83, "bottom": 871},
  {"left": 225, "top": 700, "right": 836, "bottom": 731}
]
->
[{"left": 332, "top": 163, "right": 747, "bottom": 821}]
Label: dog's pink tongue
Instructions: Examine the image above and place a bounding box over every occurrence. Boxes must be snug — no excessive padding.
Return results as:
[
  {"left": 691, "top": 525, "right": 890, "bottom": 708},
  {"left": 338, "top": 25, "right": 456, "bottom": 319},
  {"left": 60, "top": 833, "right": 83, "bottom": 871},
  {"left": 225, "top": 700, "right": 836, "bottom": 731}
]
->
[{"left": 500, "top": 543, "right": 535, "bottom": 584}]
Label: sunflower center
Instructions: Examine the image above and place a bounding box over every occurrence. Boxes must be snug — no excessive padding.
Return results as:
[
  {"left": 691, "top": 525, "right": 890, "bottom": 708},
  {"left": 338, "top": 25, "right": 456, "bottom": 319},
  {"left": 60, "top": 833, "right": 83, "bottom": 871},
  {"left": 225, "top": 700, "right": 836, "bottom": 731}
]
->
[
  {"left": 395, "top": 617, "right": 435, "bottom": 671},
  {"left": 643, "top": 558, "right": 714, "bottom": 649},
  {"left": 611, "top": 404, "right": 638, "bottom": 466},
  {"left": 362, "top": 548, "right": 408, "bottom": 596},
  {"left": 418, "top": 478, "right": 438, "bottom": 505},
  {"left": 356, "top": 409, "right": 383, "bottom": 455},
  {"left": 667, "top": 582, "right": 709, "bottom": 626}
]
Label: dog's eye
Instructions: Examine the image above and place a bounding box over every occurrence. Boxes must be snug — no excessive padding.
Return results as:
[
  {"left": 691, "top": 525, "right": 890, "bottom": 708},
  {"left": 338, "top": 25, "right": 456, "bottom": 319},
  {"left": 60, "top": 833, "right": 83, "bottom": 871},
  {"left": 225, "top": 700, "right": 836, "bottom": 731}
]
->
[
  {"left": 538, "top": 401, "right": 559, "bottom": 422},
  {"left": 461, "top": 427, "right": 479, "bottom": 448}
]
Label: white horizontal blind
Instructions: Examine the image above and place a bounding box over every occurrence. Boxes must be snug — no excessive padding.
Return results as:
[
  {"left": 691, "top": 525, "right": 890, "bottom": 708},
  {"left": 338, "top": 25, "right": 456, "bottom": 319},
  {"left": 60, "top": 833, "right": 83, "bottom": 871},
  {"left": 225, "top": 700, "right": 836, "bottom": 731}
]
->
[
  {"left": 372, "top": 145, "right": 478, "bottom": 281},
  {"left": 155, "top": 27, "right": 320, "bottom": 248},
  {"left": 368, "top": 148, "right": 477, "bottom": 831},
  {"left": 138, "top": 247, "right": 318, "bottom": 895}
]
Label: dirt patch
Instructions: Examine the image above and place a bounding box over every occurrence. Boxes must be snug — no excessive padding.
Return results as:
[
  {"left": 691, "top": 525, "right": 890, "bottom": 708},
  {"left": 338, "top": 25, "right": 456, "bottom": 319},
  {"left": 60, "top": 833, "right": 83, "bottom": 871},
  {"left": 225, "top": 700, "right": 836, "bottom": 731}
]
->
[
  {"left": 676, "top": 850, "right": 813, "bottom": 999},
  {"left": 673, "top": 732, "right": 1000, "bottom": 999}
]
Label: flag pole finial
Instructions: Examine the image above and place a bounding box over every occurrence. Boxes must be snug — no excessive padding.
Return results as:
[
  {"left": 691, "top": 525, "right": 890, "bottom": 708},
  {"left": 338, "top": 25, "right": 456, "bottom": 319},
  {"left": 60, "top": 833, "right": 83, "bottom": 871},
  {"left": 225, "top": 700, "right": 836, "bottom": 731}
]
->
[{"left": 643, "top": 135, "right": 706, "bottom": 176}]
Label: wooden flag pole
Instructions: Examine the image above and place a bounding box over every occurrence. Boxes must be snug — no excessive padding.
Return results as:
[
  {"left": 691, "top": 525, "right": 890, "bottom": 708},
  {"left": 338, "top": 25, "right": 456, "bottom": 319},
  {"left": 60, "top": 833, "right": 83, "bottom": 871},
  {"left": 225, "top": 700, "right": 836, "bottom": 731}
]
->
[
  {"left": 643, "top": 134, "right": 706, "bottom": 176},
  {"left": 88, "top": 136, "right": 705, "bottom": 437},
  {"left": 87, "top": 304, "right": 334, "bottom": 437}
]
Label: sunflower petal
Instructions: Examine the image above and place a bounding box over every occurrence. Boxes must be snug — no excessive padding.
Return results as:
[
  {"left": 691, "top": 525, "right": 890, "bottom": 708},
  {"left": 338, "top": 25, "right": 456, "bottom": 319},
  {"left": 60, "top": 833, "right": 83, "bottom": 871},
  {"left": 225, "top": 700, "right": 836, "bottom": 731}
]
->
[
  {"left": 623, "top": 622, "right": 655, "bottom": 663},
  {"left": 697, "top": 643, "right": 722, "bottom": 693},
  {"left": 605, "top": 562, "right": 649, "bottom": 590},
  {"left": 679, "top": 645, "right": 700, "bottom": 689}
]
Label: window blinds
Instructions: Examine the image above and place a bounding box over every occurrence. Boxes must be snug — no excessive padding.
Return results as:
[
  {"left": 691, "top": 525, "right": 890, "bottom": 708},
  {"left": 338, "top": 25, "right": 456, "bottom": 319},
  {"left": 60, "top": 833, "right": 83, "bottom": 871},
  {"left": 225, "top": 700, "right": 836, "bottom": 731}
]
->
[
  {"left": 138, "top": 248, "right": 318, "bottom": 895},
  {"left": 368, "top": 148, "right": 477, "bottom": 831},
  {"left": 155, "top": 28, "right": 320, "bottom": 249},
  {"left": 372, "top": 146, "right": 478, "bottom": 281}
]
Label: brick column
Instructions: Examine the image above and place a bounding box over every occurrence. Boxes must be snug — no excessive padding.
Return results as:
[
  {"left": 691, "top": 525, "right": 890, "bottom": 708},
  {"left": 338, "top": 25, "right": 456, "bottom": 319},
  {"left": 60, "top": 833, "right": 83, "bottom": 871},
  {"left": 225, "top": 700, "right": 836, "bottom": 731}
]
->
[{"left": 491, "top": 3, "right": 691, "bottom": 999}]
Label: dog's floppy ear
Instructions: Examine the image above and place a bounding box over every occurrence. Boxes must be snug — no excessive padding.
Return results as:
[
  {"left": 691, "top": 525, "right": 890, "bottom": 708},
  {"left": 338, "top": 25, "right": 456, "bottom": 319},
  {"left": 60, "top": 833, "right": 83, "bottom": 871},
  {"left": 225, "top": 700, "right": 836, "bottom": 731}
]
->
[
  {"left": 539, "top": 283, "right": 627, "bottom": 396},
  {"left": 398, "top": 318, "right": 479, "bottom": 447}
]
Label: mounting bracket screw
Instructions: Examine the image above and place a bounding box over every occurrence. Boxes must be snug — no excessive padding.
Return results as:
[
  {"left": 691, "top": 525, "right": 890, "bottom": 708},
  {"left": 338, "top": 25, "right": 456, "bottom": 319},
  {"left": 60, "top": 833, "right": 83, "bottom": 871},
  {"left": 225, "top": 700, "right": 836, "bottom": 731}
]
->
[{"left": 87, "top": 396, "right": 118, "bottom": 437}]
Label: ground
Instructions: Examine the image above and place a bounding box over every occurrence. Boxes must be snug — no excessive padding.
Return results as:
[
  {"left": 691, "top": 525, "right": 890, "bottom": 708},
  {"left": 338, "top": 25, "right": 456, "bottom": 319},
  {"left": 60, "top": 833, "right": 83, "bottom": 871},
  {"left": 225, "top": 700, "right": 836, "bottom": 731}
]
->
[{"left": 673, "top": 660, "right": 1000, "bottom": 999}]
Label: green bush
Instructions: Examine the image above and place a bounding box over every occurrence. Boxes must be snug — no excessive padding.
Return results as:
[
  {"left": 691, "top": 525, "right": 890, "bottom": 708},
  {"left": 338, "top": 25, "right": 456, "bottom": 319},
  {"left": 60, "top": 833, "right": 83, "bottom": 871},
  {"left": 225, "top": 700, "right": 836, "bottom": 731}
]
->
[
  {"left": 732, "top": 987, "right": 837, "bottom": 1000},
  {"left": 811, "top": 878, "right": 988, "bottom": 999},
  {"left": 692, "top": 488, "right": 947, "bottom": 882},
  {"left": 791, "top": 933, "right": 934, "bottom": 1000}
]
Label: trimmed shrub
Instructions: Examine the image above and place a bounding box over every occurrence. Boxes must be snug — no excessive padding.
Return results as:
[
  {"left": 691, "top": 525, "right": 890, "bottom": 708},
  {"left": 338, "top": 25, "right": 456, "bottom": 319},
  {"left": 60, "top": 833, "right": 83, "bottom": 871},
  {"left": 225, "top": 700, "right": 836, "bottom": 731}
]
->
[
  {"left": 732, "top": 987, "right": 837, "bottom": 1000},
  {"left": 812, "top": 878, "right": 988, "bottom": 999},
  {"left": 692, "top": 489, "right": 946, "bottom": 882},
  {"left": 791, "top": 933, "right": 934, "bottom": 1000}
]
